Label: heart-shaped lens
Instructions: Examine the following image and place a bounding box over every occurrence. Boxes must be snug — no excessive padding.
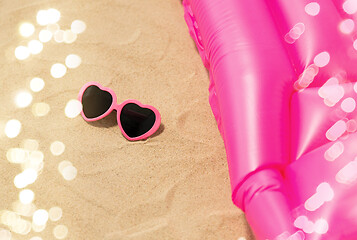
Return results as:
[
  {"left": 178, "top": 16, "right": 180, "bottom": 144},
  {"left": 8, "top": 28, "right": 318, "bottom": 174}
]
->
[
  {"left": 120, "top": 103, "right": 156, "bottom": 138},
  {"left": 82, "top": 85, "right": 113, "bottom": 119}
]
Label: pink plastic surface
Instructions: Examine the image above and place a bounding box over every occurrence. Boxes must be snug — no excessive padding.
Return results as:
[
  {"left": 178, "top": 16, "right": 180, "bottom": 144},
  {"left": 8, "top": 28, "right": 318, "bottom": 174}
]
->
[
  {"left": 78, "top": 82, "right": 161, "bottom": 141},
  {"left": 183, "top": 0, "right": 357, "bottom": 239}
]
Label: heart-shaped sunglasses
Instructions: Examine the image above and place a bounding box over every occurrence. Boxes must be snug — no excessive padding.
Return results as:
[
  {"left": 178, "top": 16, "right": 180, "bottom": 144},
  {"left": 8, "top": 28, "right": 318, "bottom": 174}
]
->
[{"left": 78, "top": 82, "right": 161, "bottom": 141}]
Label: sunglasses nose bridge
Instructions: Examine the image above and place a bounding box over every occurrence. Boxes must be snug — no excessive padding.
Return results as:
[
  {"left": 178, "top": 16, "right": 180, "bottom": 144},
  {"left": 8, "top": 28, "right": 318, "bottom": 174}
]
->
[{"left": 112, "top": 103, "right": 122, "bottom": 112}]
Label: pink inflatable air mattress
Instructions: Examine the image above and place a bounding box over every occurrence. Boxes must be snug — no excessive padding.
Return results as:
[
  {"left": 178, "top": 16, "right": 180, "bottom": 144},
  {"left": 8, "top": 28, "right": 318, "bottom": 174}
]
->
[{"left": 183, "top": 0, "right": 357, "bottom": 239}]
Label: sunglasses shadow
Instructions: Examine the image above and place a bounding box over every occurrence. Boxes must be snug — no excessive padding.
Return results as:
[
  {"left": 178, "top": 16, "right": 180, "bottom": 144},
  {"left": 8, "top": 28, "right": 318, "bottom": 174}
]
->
[
  {"left": 86, "top": 110, "right": 118, "bottom": 128},
  {"left": 150, "top": 123, "right": 165, "bottom": 138}
]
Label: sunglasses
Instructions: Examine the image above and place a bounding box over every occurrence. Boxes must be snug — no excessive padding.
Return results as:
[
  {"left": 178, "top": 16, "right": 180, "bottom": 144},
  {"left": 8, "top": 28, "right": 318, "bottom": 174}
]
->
[{"left": 78, "top": 82, "right": 161, "bottom": 141}]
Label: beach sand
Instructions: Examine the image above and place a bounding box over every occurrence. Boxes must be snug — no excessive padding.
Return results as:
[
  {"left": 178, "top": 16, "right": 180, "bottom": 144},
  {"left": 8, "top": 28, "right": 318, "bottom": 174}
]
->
[{"left": 0, "top": 0, "right": 254, "bottom": 239}]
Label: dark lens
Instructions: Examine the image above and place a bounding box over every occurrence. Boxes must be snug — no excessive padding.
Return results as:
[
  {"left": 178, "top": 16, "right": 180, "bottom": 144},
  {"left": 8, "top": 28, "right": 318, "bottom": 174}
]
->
[
  {"left": 82, "top": 85, "right": 113, "bottom": 119},
  {"left": 120, "top": 103, "right": 156, "bottom": 138}
]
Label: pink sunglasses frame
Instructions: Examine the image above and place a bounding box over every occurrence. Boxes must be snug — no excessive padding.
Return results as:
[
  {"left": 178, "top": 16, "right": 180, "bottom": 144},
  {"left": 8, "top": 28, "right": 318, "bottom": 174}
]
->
[{"left": 78, "top": 81, "right": 161, "bottom": 141}]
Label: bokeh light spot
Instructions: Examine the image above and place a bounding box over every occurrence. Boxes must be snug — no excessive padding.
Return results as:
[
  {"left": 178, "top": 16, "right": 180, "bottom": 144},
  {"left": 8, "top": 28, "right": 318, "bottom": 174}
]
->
[
  {"left": 12, "top": 201, "right": 36, "bottom": 217},
  {"left": 30, "top": 77, "right": 45, "bottom": 92},
  {"left": 316, "top": 182, "right": 334, "bottom": 202},
  {"left": 28, "top": 40, "right": 43, "bottom": 55},
  {"left": 19, "top": 22, "right": 35, "bottom": 37},
  {"left": 15, "top": 90, "right": 33, "bottom": 108},
  {"left": 285, "top": 23, "right": 305, "bottom": 44},
  {"left": 37, "top": 9, "right": 60, "bottom": 25},
  {"left": 24, "top": 150, "right": 44, "bottom": 173},
  {"left": 305, "top": 2, "right": 320, "bottom": 16},
  {"left": 65, "top": 99, "right": 82, "bottom": 118},
  {"left": 318, "top": 78, "right": 345, "bottom": 107},
  {"left": 318, "top": 77, "right": 339, "bottom": 98},
  {"left": 15, "top": 46, "right": 30, "bottom": 60},
  {"left": 6, "top": 148, "right": 28, "bottom": 164},
  {"left": 65, "top": 54, "right": 81, "bottom": 68},
  {"left": 1, "top": 210, "right": 20, "bottom": 226},
  {"left": 53, "top": 225, "right": 68, "bottom": 239},
  {"left": 19, "top": 189, "right": 35, "bottom": 204},
  {"left": 54, "top": 30, "right": 65, "bottom": 43},
  {"left": 47, "top": 8, "right": 61, "bottom": 24},
  {"left": 354, "top": 39, "right": 357, "bottom": 51},
  {"left": 14, "top": 174, "right": 28, "bottom": 189},
  {"left": 32, "top": 102, "right": 51, "bottom": 117},
  {"left": 49, "top": 207, "right": 62, "bottom": 222},
  {"left": 30, "top": 237, "right": 43, "bottom": 240},
  {"left": 289, "top": 231, "right": 305, "bottom": 240},
  {"left": 324, "top": 141, "right": 344, "bottom": 161},
  {"left": 304, "top": 183, "right": 334, "bottom": 212},
  {"left": 302, "top": 220, "right": 314, "bottom": 234},
  {"left": 314, "top": 52, "right": 330, "bottom": 67},
  {"left": 19, "top": 169, "right": 38, "bottom": 187},
  {"left": 336, "top": 159, "right": 357, "bottom": 184},
  {"left": 295, "top": 23, "right": 306, "bottom": 34},
  {"left": 343, "top": 0, "right": 357, "bottom": 14},
  {"left": 47, "top": 23, "right": 60, "bottom": 33},
  {"left": 63, "top": 30, "right": 77, "bottom": 44},
  {"left": 346, "top": 119, "right": 357, "bottom": 132},
  {"left": 294, "top": 64, "right": 319, "bottom": 90},
  {"left": 33, "top": 209, "right": 48, "bottom": 226},
  {"left": 5, "top": 119, "right": 22, "bottom": 138},
  {"left": 341, "top": 97, "right": 356, "bottom": 113},
  {"left": 290, "top": 28, "right": 302, "bottom": 40},
  {"left": 14, "top": 219, "right": 32, "bottom": 235},
  {"left": 50, "top": 141, "right": 65, "bottom": 156},
  {"left": 294, "top": 216, "right": 308, "bottom": 229},
  {"left": 61, "top": 165, "right": 77, "bottom": 181},
  {"left": 20, "top": 168, "right": 38, "bottom": 186},
  {"left": 326, "top": 120, "right": 347, "bottom": 141},
  {"left": 339, "top": 19, "right": 355, "bottom": 34},
  {"left": 0, "top": 229, "right": 12, "bottom": 240},
  {"left": 51, "top": 63, "right": 67, "bottom": 78},
  {"left": 284, "top": 33, "right": 296, "bottom": 44},
  {"left": 304, "top": 193, "right": 324, "bottom": 211},
  {"left": 37, "top": 10, "right": 49, "bottom": 26},
  {"left": 71, "top": 20, "right": 86, "bottom": 34},
  {"left": 58, "top": 161, "right": 73, "bottom": 173},
  {"left": 32, "top": 223, "right": 46, "bottom": 232},
  {"left": 39, "top": 29, "right": 53, "bottom": 43},
  {"left": 29, "top": 150, "right": 44, "bottom": 163},
  {"left": 314, "top": 218, "right": 329, "bottom": 234}
]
